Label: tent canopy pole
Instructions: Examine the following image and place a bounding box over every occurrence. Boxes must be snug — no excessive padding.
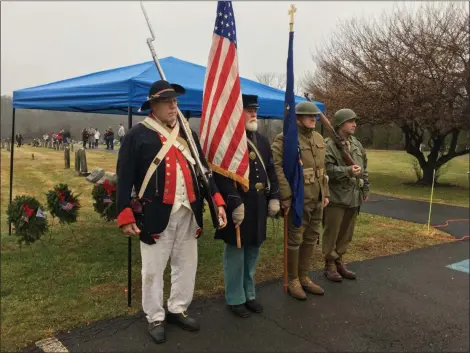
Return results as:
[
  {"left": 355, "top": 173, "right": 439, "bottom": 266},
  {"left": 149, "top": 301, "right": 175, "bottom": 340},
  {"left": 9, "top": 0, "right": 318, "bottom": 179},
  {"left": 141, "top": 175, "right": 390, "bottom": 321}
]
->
[{"left": 9, "top": 108, "right": 16, "bottom": 235}]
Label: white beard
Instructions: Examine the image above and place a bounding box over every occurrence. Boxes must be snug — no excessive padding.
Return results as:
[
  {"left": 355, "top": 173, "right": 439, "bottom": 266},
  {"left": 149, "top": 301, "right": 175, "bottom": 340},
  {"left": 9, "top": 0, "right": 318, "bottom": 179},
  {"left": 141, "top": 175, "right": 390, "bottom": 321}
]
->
[{"left": 245, "top": 121, "right": 258, "bottom": 132}]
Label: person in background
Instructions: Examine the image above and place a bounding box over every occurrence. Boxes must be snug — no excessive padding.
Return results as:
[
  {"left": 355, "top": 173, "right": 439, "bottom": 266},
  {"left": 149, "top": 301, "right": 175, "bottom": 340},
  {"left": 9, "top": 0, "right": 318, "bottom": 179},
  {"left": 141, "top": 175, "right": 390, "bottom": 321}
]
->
[
  {"left": 88, "top": 127, "right": 95, "bottom": 149},
  {"left": 82, "top": 128, "right": 88, "bottom": 149},
  {"left": 95, "top": 128, "right": 100, "bottom": 148},
  {"left": 107, "top": 127, "right": 114, "bottom": 150},
  {"left": 118, "top": 123, "right": 125, "bottom": 144},
  {"left": 15, "top": 132, "right": 23, "bottom": 147}
]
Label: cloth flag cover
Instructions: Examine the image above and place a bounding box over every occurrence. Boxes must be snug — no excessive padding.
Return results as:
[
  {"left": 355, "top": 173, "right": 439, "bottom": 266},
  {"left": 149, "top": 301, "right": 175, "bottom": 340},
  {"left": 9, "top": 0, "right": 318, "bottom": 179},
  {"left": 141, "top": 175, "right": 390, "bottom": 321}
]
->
[
  {"left": 200, "top": 1, "right": 249, "bottom": 190},
  {"left": 283, "top": 28, "right": 304, "bottom": 227}
]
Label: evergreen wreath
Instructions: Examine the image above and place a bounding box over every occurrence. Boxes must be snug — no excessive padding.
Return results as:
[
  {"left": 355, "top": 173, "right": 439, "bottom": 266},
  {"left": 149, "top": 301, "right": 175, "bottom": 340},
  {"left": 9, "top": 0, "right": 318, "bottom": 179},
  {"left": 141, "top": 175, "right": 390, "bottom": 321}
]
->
[
  {"left": 7, "top": 195, "right": 48, "bottom": 245},
  {"left": 46, "top": 184, "right": 81, "bottom": 224},
  {"left": 91, "top": 179, "right": 117, "bottom": 221}
]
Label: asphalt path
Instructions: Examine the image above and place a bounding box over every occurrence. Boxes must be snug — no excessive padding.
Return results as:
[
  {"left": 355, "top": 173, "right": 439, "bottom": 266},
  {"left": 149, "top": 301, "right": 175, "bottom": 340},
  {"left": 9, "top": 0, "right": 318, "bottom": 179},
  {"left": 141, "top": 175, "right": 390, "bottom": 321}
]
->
[
  {"left": 24, "top": 240, "right": 469, "bottom": 352},
  {"left": 362, "top": 194, "right": 469, "bottom": 239}
]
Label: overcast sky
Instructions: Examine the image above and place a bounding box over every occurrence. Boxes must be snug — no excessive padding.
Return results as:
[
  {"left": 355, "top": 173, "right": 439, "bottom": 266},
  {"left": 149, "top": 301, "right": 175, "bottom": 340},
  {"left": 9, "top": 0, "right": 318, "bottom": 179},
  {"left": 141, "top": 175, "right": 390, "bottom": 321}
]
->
[{"left": 1, "top": 1, "right": 419, "bottom": 96}]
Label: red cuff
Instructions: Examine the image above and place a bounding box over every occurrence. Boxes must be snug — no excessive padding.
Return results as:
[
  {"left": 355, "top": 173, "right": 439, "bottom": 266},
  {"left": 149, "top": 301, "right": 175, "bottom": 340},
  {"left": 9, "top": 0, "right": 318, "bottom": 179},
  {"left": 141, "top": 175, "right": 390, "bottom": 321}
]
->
[
  {"left": 117, "top": 207, "right": 136, "bottom": 228},
  {"left": 213, "top": 193, "right": 226, "bottom": 207}
]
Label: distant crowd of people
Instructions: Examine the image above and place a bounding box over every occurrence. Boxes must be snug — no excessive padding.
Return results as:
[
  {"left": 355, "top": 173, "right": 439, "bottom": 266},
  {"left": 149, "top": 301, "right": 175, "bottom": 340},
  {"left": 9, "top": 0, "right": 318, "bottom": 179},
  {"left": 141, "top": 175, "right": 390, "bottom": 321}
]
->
[
  {"left": 9, "top": 124, "right": 126, "bottom": 150},
  {"left": 81, "top": 124, "right": 125, "bottom": 150}
]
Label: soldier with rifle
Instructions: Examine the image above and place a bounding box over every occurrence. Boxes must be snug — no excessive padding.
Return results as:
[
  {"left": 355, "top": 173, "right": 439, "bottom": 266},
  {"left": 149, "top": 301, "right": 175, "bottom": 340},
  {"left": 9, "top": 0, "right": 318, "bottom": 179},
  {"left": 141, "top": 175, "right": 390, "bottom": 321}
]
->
[
  {"left": 271, "top": 101, "right": 330, "bottom": 300},
  {"left": 322, "top": 108, "right": 370, "bottom": 281},
  {"left": 116, "top": 80, "right": 227, "bottom": 344}
]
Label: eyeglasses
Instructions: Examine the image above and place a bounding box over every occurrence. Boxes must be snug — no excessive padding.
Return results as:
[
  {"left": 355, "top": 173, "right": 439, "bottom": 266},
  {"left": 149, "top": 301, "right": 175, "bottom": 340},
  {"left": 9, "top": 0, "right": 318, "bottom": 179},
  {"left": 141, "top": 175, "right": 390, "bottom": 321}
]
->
[{"left": 159, "top": 98, "right": 179, "bottom": 105}]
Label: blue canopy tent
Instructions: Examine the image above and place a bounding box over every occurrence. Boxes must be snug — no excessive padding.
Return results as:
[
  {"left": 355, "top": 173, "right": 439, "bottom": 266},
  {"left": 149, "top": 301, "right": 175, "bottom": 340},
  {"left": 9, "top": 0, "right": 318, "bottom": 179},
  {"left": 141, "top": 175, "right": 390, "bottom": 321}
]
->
[
  {"left": 12, "top": 56, "right": 324, "bottom": 117},
  {"left": 9, "top": 56, "right": 325, "bottom": 307}
]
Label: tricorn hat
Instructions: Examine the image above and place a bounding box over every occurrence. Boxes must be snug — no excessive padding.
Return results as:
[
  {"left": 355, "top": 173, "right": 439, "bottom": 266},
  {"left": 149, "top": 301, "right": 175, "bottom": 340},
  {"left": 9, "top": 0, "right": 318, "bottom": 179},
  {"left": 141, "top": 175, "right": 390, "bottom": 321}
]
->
[
  {"left": 242, "top": 94, "right": 260, "bottom": 109},
  {"left": 139, "top": 80, "right": 185, "bottom": 112}
]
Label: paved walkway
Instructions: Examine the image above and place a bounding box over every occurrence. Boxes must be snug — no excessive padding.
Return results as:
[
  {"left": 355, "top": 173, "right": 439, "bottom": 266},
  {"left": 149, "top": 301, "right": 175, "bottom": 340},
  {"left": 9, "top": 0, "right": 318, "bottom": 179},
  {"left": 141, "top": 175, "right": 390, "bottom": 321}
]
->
[
  {"left": 26, "top": 241, "right": 469, "bottom": 352},
  {"left": 24, "top": 194, "right": 469, "bottom": 352},
  {"left": 362, "top": 194, "right": 469, "bottom": 239}
]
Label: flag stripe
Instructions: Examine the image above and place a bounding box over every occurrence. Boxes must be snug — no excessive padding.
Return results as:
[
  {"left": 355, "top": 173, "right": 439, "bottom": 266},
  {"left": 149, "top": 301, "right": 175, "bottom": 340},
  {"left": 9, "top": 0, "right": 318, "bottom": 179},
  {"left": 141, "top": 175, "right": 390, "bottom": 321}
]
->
[
  {"left": 204, "top": 40, "right": 235, "bottom": 149},
  {"left": 199, "top": 1, "right": 249, "bottom": 189},
  {"left": 201, "top": 36, "right": 225, "bottom": 154},
  {"left": 207, "top": 63, "right": 240, "bottom": 162}
]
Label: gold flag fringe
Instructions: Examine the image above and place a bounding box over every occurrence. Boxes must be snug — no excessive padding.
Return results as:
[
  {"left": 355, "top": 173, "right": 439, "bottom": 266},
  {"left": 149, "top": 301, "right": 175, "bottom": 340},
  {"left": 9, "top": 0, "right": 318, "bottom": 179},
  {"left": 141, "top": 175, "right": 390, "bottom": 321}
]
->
[{"left": 209, "top": 163, "right": 249, "bottom": 192}]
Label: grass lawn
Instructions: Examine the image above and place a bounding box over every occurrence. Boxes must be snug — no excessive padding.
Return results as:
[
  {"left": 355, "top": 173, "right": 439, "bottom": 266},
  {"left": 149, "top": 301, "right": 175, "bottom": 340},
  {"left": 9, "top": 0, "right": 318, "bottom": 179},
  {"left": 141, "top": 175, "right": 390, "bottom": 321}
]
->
[
  {"left": 366, "top": 149, "right": 469, "bottom": 207},
  {"left": 0, "top": 145, "right": 460, "bottom": 351}
]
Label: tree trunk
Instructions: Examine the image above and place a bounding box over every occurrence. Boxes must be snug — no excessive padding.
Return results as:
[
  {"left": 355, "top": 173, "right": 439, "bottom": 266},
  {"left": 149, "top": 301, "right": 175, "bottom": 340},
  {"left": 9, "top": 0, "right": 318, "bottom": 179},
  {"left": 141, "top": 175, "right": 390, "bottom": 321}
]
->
[{"left": 419, "top": 165, "right": 436, "bottom": 185}]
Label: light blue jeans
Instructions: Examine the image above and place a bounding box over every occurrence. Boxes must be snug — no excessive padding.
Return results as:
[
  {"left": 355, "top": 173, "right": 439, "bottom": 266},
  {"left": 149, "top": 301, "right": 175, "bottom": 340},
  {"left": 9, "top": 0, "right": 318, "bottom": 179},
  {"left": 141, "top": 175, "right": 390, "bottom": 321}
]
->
[{"left": 223, "top": 243, "right": 261, "bottom": 305}]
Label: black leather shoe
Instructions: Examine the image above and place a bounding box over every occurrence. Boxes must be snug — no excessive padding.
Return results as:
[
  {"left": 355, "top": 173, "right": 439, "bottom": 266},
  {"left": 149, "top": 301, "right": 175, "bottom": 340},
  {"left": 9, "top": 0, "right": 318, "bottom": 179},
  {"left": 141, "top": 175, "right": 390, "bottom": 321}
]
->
[
  {"left": 245, "top": 299, "right": 263, "bottom": 313},
  {"left": 229, "top": 304, "right": 251, "bottom": 318},
  {"left": 148, "top": 321, "right": 165, "bottom": 344},
  {"left": 166, "top": 311, "right": 200, "bottom": 331}
]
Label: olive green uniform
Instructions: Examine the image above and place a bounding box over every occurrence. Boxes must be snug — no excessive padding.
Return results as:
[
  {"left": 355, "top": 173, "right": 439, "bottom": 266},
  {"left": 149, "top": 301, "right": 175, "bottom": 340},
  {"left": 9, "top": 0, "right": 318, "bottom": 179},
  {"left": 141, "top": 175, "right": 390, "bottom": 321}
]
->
[
  {"left": 322, "top": 135, "right": 369, "bottom": 265},
  {"left": 272, "top": 125, "right": 329, "bottom": 293}
]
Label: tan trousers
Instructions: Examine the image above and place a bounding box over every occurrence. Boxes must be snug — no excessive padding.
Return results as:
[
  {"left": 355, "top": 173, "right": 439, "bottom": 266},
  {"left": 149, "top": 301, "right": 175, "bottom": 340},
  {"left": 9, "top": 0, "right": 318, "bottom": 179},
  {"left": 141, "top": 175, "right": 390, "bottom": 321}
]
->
[
  {"left": 288, "top": 200, "right": 323, "bottom": 250},
  {"left": 322, "top": 206, "right": 358, "bottom": 261}
]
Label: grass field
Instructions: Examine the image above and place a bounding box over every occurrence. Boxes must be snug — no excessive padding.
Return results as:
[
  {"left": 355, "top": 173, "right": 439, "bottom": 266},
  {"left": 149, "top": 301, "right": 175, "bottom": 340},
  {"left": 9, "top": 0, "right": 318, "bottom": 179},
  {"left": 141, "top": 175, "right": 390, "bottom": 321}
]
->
[
  {"left": 366, "top": 149, "right": 468, "bottom": 207},
  {"left": 0, "top": 145, "right": 463, "bottom": 351}
]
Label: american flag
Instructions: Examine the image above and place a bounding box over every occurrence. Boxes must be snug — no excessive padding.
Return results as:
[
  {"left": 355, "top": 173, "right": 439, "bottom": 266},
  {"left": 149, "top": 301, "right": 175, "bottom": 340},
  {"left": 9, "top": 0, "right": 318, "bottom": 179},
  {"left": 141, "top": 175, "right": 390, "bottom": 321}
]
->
[
  {"left": 103, "top": 195, "right": 113, "bottom": 204},
  {"left": 61, "top": 201, "right": 74, "bottom": 211},
  {"left": 199, "top": 1, "right": 249, "bottom": 190}
]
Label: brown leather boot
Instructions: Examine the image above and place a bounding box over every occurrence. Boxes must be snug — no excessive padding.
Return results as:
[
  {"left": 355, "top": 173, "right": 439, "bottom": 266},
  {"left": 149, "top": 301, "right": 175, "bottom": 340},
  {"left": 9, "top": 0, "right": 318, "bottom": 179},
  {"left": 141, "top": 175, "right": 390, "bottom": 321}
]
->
[
  {"left": 324, "top": 260, "right": 343, "bottom": 282},
  {"left": 288, "top": 278, "right": 307, "bottom": 300},
  {"left": 300, "top": 276, "right": 324, "bottom": 295},
  {"left": 335, "top": 260, "right": 356, "bottom": 280},
  {"left": 287, "top": 248, "right": 307, "bottom": 300},
  {"left": 298, "top": 242, "right": 324, "bottom": 295}
]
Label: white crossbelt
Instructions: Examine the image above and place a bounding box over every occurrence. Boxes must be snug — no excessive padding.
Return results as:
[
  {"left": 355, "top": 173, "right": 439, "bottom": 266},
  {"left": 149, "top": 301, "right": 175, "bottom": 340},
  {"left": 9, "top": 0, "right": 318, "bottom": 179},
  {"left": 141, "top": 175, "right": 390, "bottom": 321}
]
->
[{"left": 138, "top": 117, "right": 196, "bottom": 199}]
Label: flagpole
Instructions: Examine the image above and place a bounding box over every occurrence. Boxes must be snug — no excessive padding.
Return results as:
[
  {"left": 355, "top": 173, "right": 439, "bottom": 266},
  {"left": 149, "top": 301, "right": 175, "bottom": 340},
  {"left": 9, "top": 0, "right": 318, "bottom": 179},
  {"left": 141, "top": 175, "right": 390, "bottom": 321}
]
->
[{"left": 284, "top": 3, "right": 297, "bottom": 294}]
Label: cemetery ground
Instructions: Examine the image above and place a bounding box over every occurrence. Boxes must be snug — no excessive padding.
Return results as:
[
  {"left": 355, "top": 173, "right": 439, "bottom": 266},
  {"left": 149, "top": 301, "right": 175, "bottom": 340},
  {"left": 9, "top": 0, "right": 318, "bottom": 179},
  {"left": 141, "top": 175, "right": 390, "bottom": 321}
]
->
[{"left": 0, "top": 145, "right": 467, "bottom": 351}]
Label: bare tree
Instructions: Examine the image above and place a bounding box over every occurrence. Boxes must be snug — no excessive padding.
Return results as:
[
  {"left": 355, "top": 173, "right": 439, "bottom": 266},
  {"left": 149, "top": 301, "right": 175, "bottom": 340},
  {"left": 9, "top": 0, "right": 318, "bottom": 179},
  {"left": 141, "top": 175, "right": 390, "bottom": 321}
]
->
[
  {"left": 255, "top": 72, "right": 304, "bottom": 95},
  {"left": 305, "top": 3, "right": 469, "bottom": 184}
]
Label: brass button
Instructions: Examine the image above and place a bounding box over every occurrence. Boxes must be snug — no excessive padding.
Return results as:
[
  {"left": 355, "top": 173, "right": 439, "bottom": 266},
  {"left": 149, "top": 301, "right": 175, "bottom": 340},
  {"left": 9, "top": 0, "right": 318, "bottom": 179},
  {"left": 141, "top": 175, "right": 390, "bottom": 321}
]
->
[
  {"left": 167, "top": 172, "right": 170, "bottom": 176},
  {"left": 166, "top": 164, "right": 170, "bottom": 167},
  {"left": 166, "top": 157, "right": 169, "bottom": 161}
]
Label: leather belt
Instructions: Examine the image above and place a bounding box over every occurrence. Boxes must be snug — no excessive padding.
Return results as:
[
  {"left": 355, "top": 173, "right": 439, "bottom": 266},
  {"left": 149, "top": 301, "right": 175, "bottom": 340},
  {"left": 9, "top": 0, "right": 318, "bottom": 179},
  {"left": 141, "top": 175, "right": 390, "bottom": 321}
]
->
[{"left": 250, "top": 182, "right": 265, "bottom": 191}]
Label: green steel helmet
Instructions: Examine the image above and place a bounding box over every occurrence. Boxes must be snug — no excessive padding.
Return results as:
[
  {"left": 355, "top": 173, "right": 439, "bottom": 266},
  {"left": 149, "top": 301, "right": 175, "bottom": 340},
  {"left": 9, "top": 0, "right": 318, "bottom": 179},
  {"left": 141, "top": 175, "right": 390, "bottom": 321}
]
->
[
  {"left": 332, "top": 108, "right": 358, "bottom": 128},
  {"left": 295, "top": 101, "right": 321, "bottom": 115}
]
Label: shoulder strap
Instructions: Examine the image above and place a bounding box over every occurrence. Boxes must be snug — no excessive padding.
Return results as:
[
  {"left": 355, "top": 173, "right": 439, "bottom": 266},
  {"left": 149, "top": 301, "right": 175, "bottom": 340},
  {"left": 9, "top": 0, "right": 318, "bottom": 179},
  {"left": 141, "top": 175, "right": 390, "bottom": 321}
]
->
[
  {"left": 137, "top": 120, "right": 179, "bottom": 199},
  {"left": 246, "top": 138, "right": 271, "bottom": 192}
]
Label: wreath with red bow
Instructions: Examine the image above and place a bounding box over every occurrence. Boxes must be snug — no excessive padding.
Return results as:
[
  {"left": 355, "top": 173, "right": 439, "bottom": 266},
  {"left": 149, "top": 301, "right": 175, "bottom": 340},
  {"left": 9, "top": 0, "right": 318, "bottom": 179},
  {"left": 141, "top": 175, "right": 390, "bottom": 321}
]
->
[
  {"left": 46, "top": 184, "right": 81, "bottom": 224},
  {"left": 91, "top": 178, "right": 117, "bottom": 221},
  {"left": 6, "top": 195, "right": 48, "bottom": 245}
]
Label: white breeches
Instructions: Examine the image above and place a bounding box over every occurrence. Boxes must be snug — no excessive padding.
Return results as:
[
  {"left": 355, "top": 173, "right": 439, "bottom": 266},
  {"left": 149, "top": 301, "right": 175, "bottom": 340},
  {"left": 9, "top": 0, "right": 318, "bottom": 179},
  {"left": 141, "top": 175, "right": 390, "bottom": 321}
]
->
[{"left": 140, "top": 206, "right": 198, "bottom": 323}]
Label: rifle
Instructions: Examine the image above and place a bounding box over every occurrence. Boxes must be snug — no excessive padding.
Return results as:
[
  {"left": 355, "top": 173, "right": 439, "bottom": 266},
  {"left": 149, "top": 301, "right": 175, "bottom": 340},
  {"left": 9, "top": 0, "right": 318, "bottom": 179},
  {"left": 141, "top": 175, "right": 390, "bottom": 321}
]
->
[
  {"left": 140, "top": 2, "right": 223, "bottom": 230},
  {"left": 303, "top": 93, "right": 356, "bottom": 166}
]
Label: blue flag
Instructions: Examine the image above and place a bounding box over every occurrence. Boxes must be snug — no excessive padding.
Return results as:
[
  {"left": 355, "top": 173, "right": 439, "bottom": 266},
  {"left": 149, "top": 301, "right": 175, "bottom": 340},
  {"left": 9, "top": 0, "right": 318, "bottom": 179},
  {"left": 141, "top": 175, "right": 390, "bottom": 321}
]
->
[{"left": 283, "top": 31, "right": 304, "bottom": 227}]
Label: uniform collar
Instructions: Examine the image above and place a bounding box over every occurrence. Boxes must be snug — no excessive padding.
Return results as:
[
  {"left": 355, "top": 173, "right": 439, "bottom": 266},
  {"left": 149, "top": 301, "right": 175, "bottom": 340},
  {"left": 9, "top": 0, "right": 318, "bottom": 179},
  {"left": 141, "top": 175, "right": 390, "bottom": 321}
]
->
[
  {"left": 149, "top": 113, "right": 177, "bottom": 129},
  {"left": 298, "top": 124, "right": 314, "bottom": 137}
]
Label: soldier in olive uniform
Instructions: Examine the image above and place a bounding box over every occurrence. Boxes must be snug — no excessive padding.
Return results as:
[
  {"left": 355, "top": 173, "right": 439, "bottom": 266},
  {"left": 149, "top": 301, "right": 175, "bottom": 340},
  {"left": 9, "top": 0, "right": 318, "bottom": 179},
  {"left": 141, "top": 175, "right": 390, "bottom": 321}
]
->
[
  {"left": 322, "top": 108, "right": 369, "bottom": 281},
  {"left": 271, "top": 101, "right": 330, "bottom": 300},
  {"left": 214, "top": 94, "right": 280, "bottom": 317}
]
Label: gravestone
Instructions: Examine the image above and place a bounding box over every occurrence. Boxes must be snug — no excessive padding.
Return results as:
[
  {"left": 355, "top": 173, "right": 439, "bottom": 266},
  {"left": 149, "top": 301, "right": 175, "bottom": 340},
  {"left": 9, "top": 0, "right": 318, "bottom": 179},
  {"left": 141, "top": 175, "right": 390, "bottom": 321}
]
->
[
  {"left": 97, "top": 171, "right": 117, "bottom": 184},
  {"left": 86, "top": 168, "right": 105, "bottom": 183},
  {"left": 74, "top": 148, "right": 89, "bottom": 176},
  {"left": 64, "top": 147, "right": 70, "bottom": 169}
]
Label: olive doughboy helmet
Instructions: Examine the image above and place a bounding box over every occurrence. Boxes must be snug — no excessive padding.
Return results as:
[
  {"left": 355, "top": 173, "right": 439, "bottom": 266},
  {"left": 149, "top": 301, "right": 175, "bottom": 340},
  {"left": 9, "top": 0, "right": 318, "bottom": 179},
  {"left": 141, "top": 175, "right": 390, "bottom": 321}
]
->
[
  {"left": 295, "top": 101, "right": 321, "bottom": 115},
  {"left": 332, "top": 108, "right": 358, "bottom": 128}
]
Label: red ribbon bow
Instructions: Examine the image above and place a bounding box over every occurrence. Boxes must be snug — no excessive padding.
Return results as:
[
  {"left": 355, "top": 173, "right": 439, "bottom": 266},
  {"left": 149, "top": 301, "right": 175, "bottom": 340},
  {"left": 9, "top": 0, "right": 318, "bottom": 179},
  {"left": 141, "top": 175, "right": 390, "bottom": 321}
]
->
[
  {"left": 103, "top": 179, "right": 116, "bottom": 196},
  {"left": 23, "top": 203, "right": 34, "bottom": 217},
  {"left": 56, "top": 190, "right": 65, "bottom": 202}
]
